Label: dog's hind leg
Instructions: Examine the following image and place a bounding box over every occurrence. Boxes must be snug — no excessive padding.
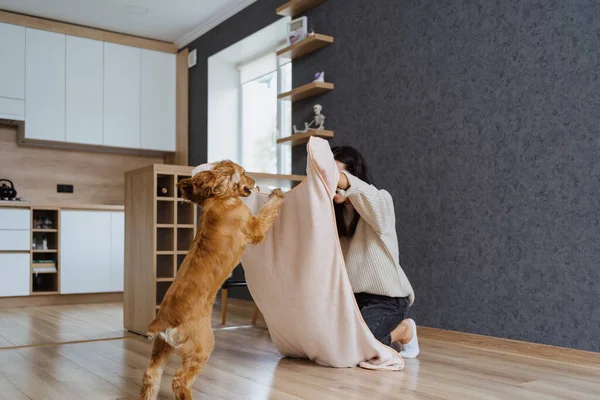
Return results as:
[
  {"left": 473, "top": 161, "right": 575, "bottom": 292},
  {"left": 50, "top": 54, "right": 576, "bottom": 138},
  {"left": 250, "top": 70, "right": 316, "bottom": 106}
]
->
[
  {"left": 138, "top": 337, "right": 173, "bottom": 400},
  {"left": 172, "top": 325, "right": 214, "bottom": 400}
]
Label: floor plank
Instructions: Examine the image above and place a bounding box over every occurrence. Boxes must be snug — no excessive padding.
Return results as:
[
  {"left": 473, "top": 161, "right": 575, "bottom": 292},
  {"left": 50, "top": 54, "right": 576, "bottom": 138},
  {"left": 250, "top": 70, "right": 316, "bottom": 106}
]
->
[{"left": 0, "top": 301, "right": 598, "bottom": 399}]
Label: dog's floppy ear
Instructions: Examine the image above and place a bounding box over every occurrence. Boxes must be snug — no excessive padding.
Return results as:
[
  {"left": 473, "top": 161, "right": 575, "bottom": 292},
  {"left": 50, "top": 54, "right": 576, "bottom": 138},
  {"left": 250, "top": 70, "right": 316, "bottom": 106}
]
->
[{"left": 177, "top": 178, "right": 195, "bottom": 202}]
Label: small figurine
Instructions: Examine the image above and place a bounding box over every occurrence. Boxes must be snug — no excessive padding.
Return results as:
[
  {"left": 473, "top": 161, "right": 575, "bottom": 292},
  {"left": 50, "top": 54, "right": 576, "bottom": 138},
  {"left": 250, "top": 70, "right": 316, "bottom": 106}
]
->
[
  {"left": 314, "top": 71, "right": 325, "bottom": 82},
  {"left": 293, "top": 104, "right": 326, "bottom": 133},
  {"left": 44, "top": 217, "right": 53, "bottom": 229}
]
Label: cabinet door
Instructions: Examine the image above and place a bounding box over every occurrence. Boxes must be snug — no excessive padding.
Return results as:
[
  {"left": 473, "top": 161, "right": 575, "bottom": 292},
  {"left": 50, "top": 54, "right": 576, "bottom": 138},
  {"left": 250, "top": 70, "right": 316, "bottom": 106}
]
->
[
  {"left": 103, "top": 42, "right": 141, "bottom": 149},
  {"left": 110, "top": 212, "right": 124, "bottom": 292},
  {"left": 0, "top": 209, "right": 30, "bottom": 230},
  {"left": 66, "top": 36, "right": 103, "bottom": 145},
  {"left": 141, "top": 50, "right": 176, "bottom": 151},
  {"left": 0, "top": 231, "right": 30, "bottom": 251},
  {"left": 25, "top": 28, "right": 66, "bottom": 142},
  {"left": 60, "top": 211, "right": 111, "bottom": 294},
  {"left": 0, "top": 254, "right": 30, "bottom": 297},
  {"left": 0, "top": 22, "right": 25, "bottom": 100}
]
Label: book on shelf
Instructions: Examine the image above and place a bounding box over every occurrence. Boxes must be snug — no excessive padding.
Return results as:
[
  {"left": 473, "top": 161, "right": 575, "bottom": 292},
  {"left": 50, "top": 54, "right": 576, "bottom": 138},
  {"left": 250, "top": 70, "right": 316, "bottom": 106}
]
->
[{"left": 33, "top": 266, "right": 58, "bottom": 273}]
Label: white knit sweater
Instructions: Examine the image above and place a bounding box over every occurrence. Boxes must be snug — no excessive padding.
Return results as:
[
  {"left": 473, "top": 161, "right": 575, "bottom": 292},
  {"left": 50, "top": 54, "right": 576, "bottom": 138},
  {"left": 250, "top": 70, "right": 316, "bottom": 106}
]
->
[{"left": 336, "top": 171, "right": 415, "bottom": 305}]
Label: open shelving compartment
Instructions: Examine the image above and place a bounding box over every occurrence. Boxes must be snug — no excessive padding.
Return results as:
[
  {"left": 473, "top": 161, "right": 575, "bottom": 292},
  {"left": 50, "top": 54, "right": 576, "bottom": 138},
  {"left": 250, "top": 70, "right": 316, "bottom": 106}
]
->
[
  {"left": 177, "top": 199, "right": 195, "bottom": 226},
  {"left": 177, "top": 227, "right": 195, "bottom": 252},
  {"left": 31, "top": 208, "right": 60, "bottom": 294},
  {"left": 156, "top": 254, "right": 175, "bottom": 279},
  {"left": 153, "top": 170, "right": 200, "bottom": 315}
]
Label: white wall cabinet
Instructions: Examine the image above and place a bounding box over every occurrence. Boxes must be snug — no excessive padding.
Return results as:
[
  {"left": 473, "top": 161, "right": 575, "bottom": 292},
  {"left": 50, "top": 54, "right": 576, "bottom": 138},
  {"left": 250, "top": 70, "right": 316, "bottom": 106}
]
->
[
  {"left": 110, "top": 212, "right": 125, "bottom": 292},
  {"left": 60, "top": 210, "right": 124, "bottom": 294},
  {"left": 0, "top": 254, "right": 30, "bottom": 297},
  {"left": 3, "top": 21, "right": 175, "bottom": 153},
  {"left": 103, "top": 42, "right": 141, "bottom": 149},
  {"left": 141, "top": 50, "right": 176, "bottom": 151},
  {"left": 66, "top": 36, "right": 103, "bottom": 145},
  {"left": 25, "top": 28, "right": 66, "bottom": 142},
  {"left": 0, "top": 22, "right": 25, "bottom": 100},
  {"left": 0, "top": 22, "right": 25, "bottom": 120}
]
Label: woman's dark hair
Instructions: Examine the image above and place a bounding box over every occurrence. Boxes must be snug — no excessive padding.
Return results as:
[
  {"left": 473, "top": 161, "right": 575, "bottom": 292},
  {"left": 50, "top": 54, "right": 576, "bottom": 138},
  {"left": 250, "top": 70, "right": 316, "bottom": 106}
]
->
[{"left": 332, "top": 146, "right": 373, "bottom": 238}]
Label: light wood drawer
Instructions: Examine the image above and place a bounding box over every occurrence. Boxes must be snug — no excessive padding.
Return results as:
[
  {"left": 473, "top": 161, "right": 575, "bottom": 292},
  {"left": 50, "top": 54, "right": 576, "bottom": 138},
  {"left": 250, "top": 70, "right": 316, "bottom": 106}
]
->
[
  {"left": 0, "top": 230, "right": 30, "bottom": 251},
  {"left": 0, "top": 253, "right": 30, "bottom": 297},
  {"left": 0, "top": 208, "right": 30, "bottom": 230}
]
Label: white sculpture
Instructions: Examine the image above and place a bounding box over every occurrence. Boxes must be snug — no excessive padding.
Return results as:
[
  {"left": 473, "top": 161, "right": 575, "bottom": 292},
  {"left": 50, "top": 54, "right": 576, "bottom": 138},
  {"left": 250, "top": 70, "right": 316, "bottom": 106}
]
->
[{"left": 293, "top": 104, "right": 326, "bottom": 134}]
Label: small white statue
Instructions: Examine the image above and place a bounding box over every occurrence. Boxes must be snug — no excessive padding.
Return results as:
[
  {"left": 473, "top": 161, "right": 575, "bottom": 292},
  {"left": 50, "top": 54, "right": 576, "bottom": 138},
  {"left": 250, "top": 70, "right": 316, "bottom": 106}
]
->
[{"left": 293, "top": 104, "right": 326, "bottom": 134}]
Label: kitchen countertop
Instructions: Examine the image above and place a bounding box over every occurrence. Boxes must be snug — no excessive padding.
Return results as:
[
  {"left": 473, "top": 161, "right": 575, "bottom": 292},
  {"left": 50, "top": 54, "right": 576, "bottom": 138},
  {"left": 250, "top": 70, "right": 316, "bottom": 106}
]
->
[{"left": 0, "top": 201, "right": 124, "bottom": 211}]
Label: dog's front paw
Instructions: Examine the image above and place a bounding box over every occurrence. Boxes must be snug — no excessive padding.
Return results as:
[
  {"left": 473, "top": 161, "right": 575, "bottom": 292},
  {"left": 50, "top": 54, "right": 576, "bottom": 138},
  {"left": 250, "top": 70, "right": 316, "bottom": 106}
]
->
[{"left": 270, "top": 188, "right": 286, "bottom": 199}]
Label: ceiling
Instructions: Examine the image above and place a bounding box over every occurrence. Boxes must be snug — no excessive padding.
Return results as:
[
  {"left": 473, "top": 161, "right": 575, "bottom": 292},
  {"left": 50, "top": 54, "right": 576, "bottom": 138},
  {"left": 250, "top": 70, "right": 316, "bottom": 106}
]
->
[{"left": 0, "top": 0, "right": 256, "bottom": 47}]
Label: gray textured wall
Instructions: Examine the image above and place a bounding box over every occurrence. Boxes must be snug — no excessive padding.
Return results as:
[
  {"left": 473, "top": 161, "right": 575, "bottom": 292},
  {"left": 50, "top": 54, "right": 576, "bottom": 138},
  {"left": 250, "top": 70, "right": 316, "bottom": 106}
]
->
[
  {"left": 292, "top": 0, "right": 600, "bottom": 351},
  {"left": 187, "top": 0, "right": 600, "bottom": 350}
]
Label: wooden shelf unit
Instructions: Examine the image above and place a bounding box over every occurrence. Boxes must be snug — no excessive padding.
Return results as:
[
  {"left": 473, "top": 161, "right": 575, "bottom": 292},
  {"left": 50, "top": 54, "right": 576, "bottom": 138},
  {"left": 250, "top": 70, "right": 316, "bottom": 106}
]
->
[
  {"left": 31, "top": 208, "right": 60, "bottom": 294},
  {"left": 276, "top": 0, "right": 326, "bottom": 17},
  {"left": 278, "top": 82, "right": 334, "bottom": 102},
  {"left": 124, "top": 164, "right": 307, "bottom": 333},
  {"left": 276, "top": 34, "right": 333, "bottom": 59},
  {"left": 124, "top": 164, "right": 199, "bottom": 334},
  {"left": 277, "top": 130, "right": 334, "bottom": 146}
]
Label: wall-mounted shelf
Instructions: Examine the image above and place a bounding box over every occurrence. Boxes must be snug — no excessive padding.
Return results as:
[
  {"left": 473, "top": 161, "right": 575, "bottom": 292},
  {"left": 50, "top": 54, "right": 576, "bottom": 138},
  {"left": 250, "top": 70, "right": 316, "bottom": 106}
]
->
[
  {"left": 277, "top": 130, "right": 334, "bottom": 146},
  {"left": 278, "top": 82, "right": 334, "bottom": 102},
  {"left": 276, "top": 0, "right": 326, "bottom": 17},
  {"left": 277, "top": 34, "right": 333, "bottom": 60}
]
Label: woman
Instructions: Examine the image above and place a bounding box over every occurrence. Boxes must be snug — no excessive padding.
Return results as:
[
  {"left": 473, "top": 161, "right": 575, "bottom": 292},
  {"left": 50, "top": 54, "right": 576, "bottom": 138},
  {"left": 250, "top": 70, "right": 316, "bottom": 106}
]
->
[{"left": 332, "top": 145, "right": 419, "bottom": 358}]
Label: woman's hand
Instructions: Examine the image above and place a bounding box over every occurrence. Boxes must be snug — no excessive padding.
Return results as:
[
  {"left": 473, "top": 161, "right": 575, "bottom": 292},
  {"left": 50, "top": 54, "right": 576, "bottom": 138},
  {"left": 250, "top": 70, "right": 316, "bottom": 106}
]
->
[
  {"left": 334, "top": 172, "right": 350, "bottom": 204},
  {"left": 337, "top": 171, "right": 350, "bottom": 190}
]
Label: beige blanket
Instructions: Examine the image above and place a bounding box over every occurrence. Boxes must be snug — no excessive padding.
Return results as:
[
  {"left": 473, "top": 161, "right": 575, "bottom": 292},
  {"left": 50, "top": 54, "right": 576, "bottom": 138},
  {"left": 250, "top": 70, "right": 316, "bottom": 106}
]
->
[{"left": 241, "top": 137, "right": 405, "bottom": 371}]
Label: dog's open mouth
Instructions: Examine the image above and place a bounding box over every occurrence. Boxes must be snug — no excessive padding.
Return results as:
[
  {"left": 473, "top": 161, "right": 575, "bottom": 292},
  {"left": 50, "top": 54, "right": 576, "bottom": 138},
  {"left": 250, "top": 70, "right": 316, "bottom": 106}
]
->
[{"left": 244, "top": 187, "right": 252, "bottom": 195}]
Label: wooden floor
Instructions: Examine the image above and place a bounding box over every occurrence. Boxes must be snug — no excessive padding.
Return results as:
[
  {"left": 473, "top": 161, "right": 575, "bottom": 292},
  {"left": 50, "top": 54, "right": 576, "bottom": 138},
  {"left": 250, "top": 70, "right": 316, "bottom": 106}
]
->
[
  {"left": 0, "top": 300, "right": 598, "bottom": 399},
  {"left": 0, "top": 302, "right": 133, "bottom": 348}
]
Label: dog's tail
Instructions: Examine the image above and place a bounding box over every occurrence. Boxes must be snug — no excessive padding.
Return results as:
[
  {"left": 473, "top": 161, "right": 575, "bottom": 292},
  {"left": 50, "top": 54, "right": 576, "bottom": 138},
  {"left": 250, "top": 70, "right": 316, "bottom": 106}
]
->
[{"left": 147, "top": 319, "right": 185, "bottom": 348}]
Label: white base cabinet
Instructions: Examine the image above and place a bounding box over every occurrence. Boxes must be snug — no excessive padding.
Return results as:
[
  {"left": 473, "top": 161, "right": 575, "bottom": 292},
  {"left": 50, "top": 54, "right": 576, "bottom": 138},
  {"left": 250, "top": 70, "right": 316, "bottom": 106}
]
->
[
  {"left": 0, "top": 254, "right": 30, "bottom": 297},
  {"left": 60, "top": 210, "right": 124, "bottom": 294}
]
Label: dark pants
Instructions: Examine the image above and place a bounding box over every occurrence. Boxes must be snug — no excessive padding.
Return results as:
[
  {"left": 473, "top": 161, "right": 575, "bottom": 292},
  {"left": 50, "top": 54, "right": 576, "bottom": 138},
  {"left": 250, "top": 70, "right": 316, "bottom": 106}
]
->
[{"left": 355, "top": 293, "right": 410, "bottom": 346}]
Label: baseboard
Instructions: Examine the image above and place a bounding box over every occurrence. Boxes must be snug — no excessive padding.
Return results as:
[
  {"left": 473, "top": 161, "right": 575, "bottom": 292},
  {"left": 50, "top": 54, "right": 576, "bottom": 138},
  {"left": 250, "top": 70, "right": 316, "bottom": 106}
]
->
[
  {"left": 418, "top": 326, "right": 600, "bottom": 367},
  {"left": 0, "top": 292, "right": 123, "bottom": 308}
]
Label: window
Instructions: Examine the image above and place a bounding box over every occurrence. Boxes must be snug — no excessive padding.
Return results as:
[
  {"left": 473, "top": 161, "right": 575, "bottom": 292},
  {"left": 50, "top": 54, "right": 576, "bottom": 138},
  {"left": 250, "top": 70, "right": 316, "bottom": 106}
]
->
[
  {"left": 207, "top": 17, "right": 292, "bottom": 177},
  {"left": 238, "top": 53, "right": 291, "bottom": 175}
]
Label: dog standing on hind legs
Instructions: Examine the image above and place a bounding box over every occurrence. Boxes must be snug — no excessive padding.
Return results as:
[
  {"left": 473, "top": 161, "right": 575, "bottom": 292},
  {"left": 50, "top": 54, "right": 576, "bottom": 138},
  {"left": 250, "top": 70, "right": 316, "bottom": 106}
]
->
[{"left": 138, "top": 160, "right": 285, "bottom": 400}]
